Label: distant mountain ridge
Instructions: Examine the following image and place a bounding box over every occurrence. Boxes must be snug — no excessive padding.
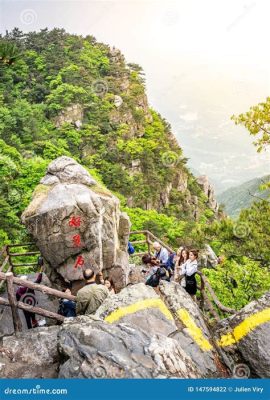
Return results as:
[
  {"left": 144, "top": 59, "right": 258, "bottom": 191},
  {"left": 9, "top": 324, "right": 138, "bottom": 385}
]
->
[{"left": 217, "top": 175, "right": 270, "bottom": 218}]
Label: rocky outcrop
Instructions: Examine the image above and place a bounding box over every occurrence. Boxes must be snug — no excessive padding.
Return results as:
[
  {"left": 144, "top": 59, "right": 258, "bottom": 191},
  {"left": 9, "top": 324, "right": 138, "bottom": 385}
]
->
[
  {"left": 54, "top": 103, "right": 84, "bottom": 128},
  {"left": 160, "top": 182, "right": 172, "bottom": 207},
  {"left": 0, "top": 326, "right": 59, "bottom": 378},
  {"left": 96, "top": 283, "right": 176, "bottom": 337},
  {"left": 96, "top": 282, "right": 224, "bottom": 377},
  {"left": 1, "top": 281, "right": 269, "bottom": 378},
  {"left": 199, "top": 245, "right": 218, "bottom": 268},
  {"left": 58, "top": 316, "right": 200, "bottom": 378},
  {"left": 214, "top": 291, "right": 270, "bottom": 378},
  {"left": 21, "top": 157, "right": 131, "bottom": 292},
  {"left": 159, "top": 281, "right": 222, "bottom": 377},
  {"left": 174, "top": 170, "right": 188, "bottom": 192},
  {"left": 197, "top": 175, "right": 219, "bottom": 212}
]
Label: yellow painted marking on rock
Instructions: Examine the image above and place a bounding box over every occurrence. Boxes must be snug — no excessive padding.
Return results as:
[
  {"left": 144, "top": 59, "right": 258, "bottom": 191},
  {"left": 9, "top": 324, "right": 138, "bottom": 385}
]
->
[
  {"left": 217, "top": 307, "right": 270, "bottom": 347},
  {"left": 177, "top": 309, "right": 213, "bottom": 351},
  {"left": 104, "top": 298, "right": 174, "bottom": 324}
]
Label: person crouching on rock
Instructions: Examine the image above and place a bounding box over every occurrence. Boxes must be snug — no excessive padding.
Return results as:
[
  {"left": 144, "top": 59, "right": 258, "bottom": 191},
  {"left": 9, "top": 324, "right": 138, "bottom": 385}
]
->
[
  {"left": 16, "top": 259, "right": 44, "bottom": 329},
  {"left": 179, "top": 249, "right": 198, "bottom": 298},
  {"left": 141, "top": 254, "right": 159, "bottom": 282},
  {"left": 76, "top": 268, "right": 109, "bottom": 316},
  {"left": 141, "top": 254, "right": 170, "bottom": 287}
]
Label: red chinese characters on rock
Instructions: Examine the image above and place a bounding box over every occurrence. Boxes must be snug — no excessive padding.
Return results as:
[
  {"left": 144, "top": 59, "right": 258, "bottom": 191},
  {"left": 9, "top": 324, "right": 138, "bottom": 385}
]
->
[
  {"left": 69, "top": 216, "right": 81, "bottom": 228},
  {"left": 74, "top": 255, "right": 85, "bottom": 269},
  {"left": 68, "top": 215, "right": 85, "bottom": 269},
  {"left": 72, "top": 234, "right": 82, "bottom": 247}
]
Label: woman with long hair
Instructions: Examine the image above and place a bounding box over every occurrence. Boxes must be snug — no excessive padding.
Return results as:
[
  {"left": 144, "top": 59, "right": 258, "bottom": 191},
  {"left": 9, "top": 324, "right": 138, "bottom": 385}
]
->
[
  {"left": 104, "top": 277, "right": 116, "bottom": 294},
  {"left": 174, "top": 247, "right": 189, "bottom": 283},
  {"left": 179, "top": 249, "right": 199, "bottom": 298}
]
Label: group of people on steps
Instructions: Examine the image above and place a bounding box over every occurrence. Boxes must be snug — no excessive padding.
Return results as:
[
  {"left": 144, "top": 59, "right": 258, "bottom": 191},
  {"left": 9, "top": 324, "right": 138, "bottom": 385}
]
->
[
  {"left": 141, "top": 242, "right": 198, "bottom": 297},
  {"left": 15, "top": 240, "right": 199, "bottom": 329}
]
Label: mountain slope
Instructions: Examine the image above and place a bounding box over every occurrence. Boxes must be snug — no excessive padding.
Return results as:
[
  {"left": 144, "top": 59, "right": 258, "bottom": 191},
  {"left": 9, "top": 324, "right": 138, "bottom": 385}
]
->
[
  {"left": 0, "top": 28, "right": 218, "bottom": 247},
  {"left": 217, "top": 175, "right": 270, "bottom": 218}
]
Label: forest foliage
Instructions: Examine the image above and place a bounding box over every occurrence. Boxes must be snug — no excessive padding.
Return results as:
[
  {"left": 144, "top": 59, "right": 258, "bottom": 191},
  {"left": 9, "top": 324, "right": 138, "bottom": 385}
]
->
[{"left": 1, "top": 28, "right": 270, "bottom": 309}]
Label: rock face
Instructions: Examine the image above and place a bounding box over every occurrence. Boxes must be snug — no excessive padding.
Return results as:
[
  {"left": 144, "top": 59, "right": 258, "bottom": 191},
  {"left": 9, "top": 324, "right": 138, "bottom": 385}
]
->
[
  {"left": 159, "top": 281, "right": 222, "bottom": 377},
  {"left": 199, "top": 245, "right": 218, "bottom": 268},
  {"left": 96, "top": 283, "right": 177, "bottom": 337},
  {"left": 0, "top": 326, "right": 59, "bottom": 378},
  {"left": 96, "top": 282, "right": 224, "bottom": 377},
  {"left": 214, "top": 291, "right": 270, "bottom": 378},
  {"left": 0, "top": 282, "right": 224, "bottom": 379},
  {"left": 21, "top": 157, "right": 131, "bottom": 292},
  {"left": 58, "top": 316, "right": 200, "bottom": 378},
  {"left": 197, "top": 175, "right": 218, "bottom": 212},
  {"left": 54, "top": 103, "right": 84, "bottom": 128},
  {"left": 2, "top": 281, "right": 269, "bottom": 379}
]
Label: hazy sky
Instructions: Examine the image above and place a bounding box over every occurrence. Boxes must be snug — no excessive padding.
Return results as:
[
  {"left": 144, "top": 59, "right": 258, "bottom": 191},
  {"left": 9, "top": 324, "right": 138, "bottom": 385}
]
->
[{"left": 1, "top": 0, "right": 270, "bottom": 192}]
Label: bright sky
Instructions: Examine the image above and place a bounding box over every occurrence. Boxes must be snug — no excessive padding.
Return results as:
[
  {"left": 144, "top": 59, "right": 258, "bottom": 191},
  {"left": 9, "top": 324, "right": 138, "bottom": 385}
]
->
[{"left": 1, "top": 0, "right": 270, "bottom": 192}]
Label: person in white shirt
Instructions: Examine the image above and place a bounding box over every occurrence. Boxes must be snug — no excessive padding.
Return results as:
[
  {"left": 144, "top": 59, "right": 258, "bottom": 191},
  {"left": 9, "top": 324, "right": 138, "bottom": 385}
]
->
[
  {"left": 174, "top": 247, "right": 189, "bottom": 283},
  {"left": 153, "top": 242, "right": 169, "bottom": 265},
  {"left": 179, "top": 249, "right": 199, "bottom": 297}
]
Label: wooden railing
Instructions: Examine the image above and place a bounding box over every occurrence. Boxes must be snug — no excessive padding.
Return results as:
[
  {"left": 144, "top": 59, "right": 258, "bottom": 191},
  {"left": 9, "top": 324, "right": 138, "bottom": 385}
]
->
[
  {"left": 0, "top": 271, "right": 76, "bottom": 333},
  {"left": 0, "top": 244, "right": 41, "bottom": 289},
  {"left": 129, "top": 230, "right": 236, "bottom": 319},
  {"left": 0, "top": 230, "right": 236, "bottom": 332},
  {"left": 129, "top": 230, "right": 174, "bottom": 256}
]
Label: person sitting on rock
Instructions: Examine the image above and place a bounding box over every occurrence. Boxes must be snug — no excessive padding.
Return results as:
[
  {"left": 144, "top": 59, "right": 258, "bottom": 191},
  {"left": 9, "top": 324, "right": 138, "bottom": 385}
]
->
[
  {"left": 76, "top": 268, "right": 109, "bottom": 315},
  {"left": 104, "top": 277, "right": 116, "bottom": 294},
  {"left": 58, "top": 288, "right": 76, "bottom": 318},
  {"left": 179, "top": 249, "right": 198, "bottom": 298},
  {"left": 153, "top": 242, "right": 169, "bottom": 265}
]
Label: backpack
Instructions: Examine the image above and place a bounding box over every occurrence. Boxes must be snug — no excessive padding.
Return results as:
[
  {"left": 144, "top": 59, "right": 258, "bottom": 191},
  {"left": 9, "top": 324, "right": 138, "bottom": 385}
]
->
[
  {"left": 185, "top": 273, "right": 197, "bottom": 295},
  {"left": 145, "top": 266, "right": 169, "bottom": 287},
  {"left": 128, "top": 241, "right": 135, "bottom": 255},
  {"left": 145, "top": 273, "right": 160, "bottom": 287}
]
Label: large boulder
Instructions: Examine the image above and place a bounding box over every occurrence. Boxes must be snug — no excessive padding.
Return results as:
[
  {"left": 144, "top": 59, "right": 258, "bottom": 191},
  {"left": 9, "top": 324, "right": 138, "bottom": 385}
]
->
[
  {"left": 95, "top": 282, "right": 225, "bottom": 377},
  {"left": 95, "top": 283, "right": 177, "bottom": 337},
  {"left": 21, "top": 157, "right": 131, "bottom": 292},
  {"left": 58, "top": 316, "right": 200, "bottom": 378},
  {"left": 214, "top": 291, "right": 270, "bottom": 378},
  {"left": 199, "top": 244, "right": 218, "bottom": 268},
  {"left": 0, "top": 316, "right": 200, "bottom": 379},
  {"left": 159, "top": 281, "right": 224, "bottom": 377},
  {"left": 0, "top": 326, "right": 59, "bottom": 378}
]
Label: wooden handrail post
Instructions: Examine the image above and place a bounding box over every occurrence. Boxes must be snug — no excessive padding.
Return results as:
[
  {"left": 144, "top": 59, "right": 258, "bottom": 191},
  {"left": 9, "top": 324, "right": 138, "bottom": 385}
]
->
[
  {"left": 146, "top": 231, "right": 151, "bottom": 254},
  {"left": 6, "top": 272, "right": 22, "bottom": 333}
]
